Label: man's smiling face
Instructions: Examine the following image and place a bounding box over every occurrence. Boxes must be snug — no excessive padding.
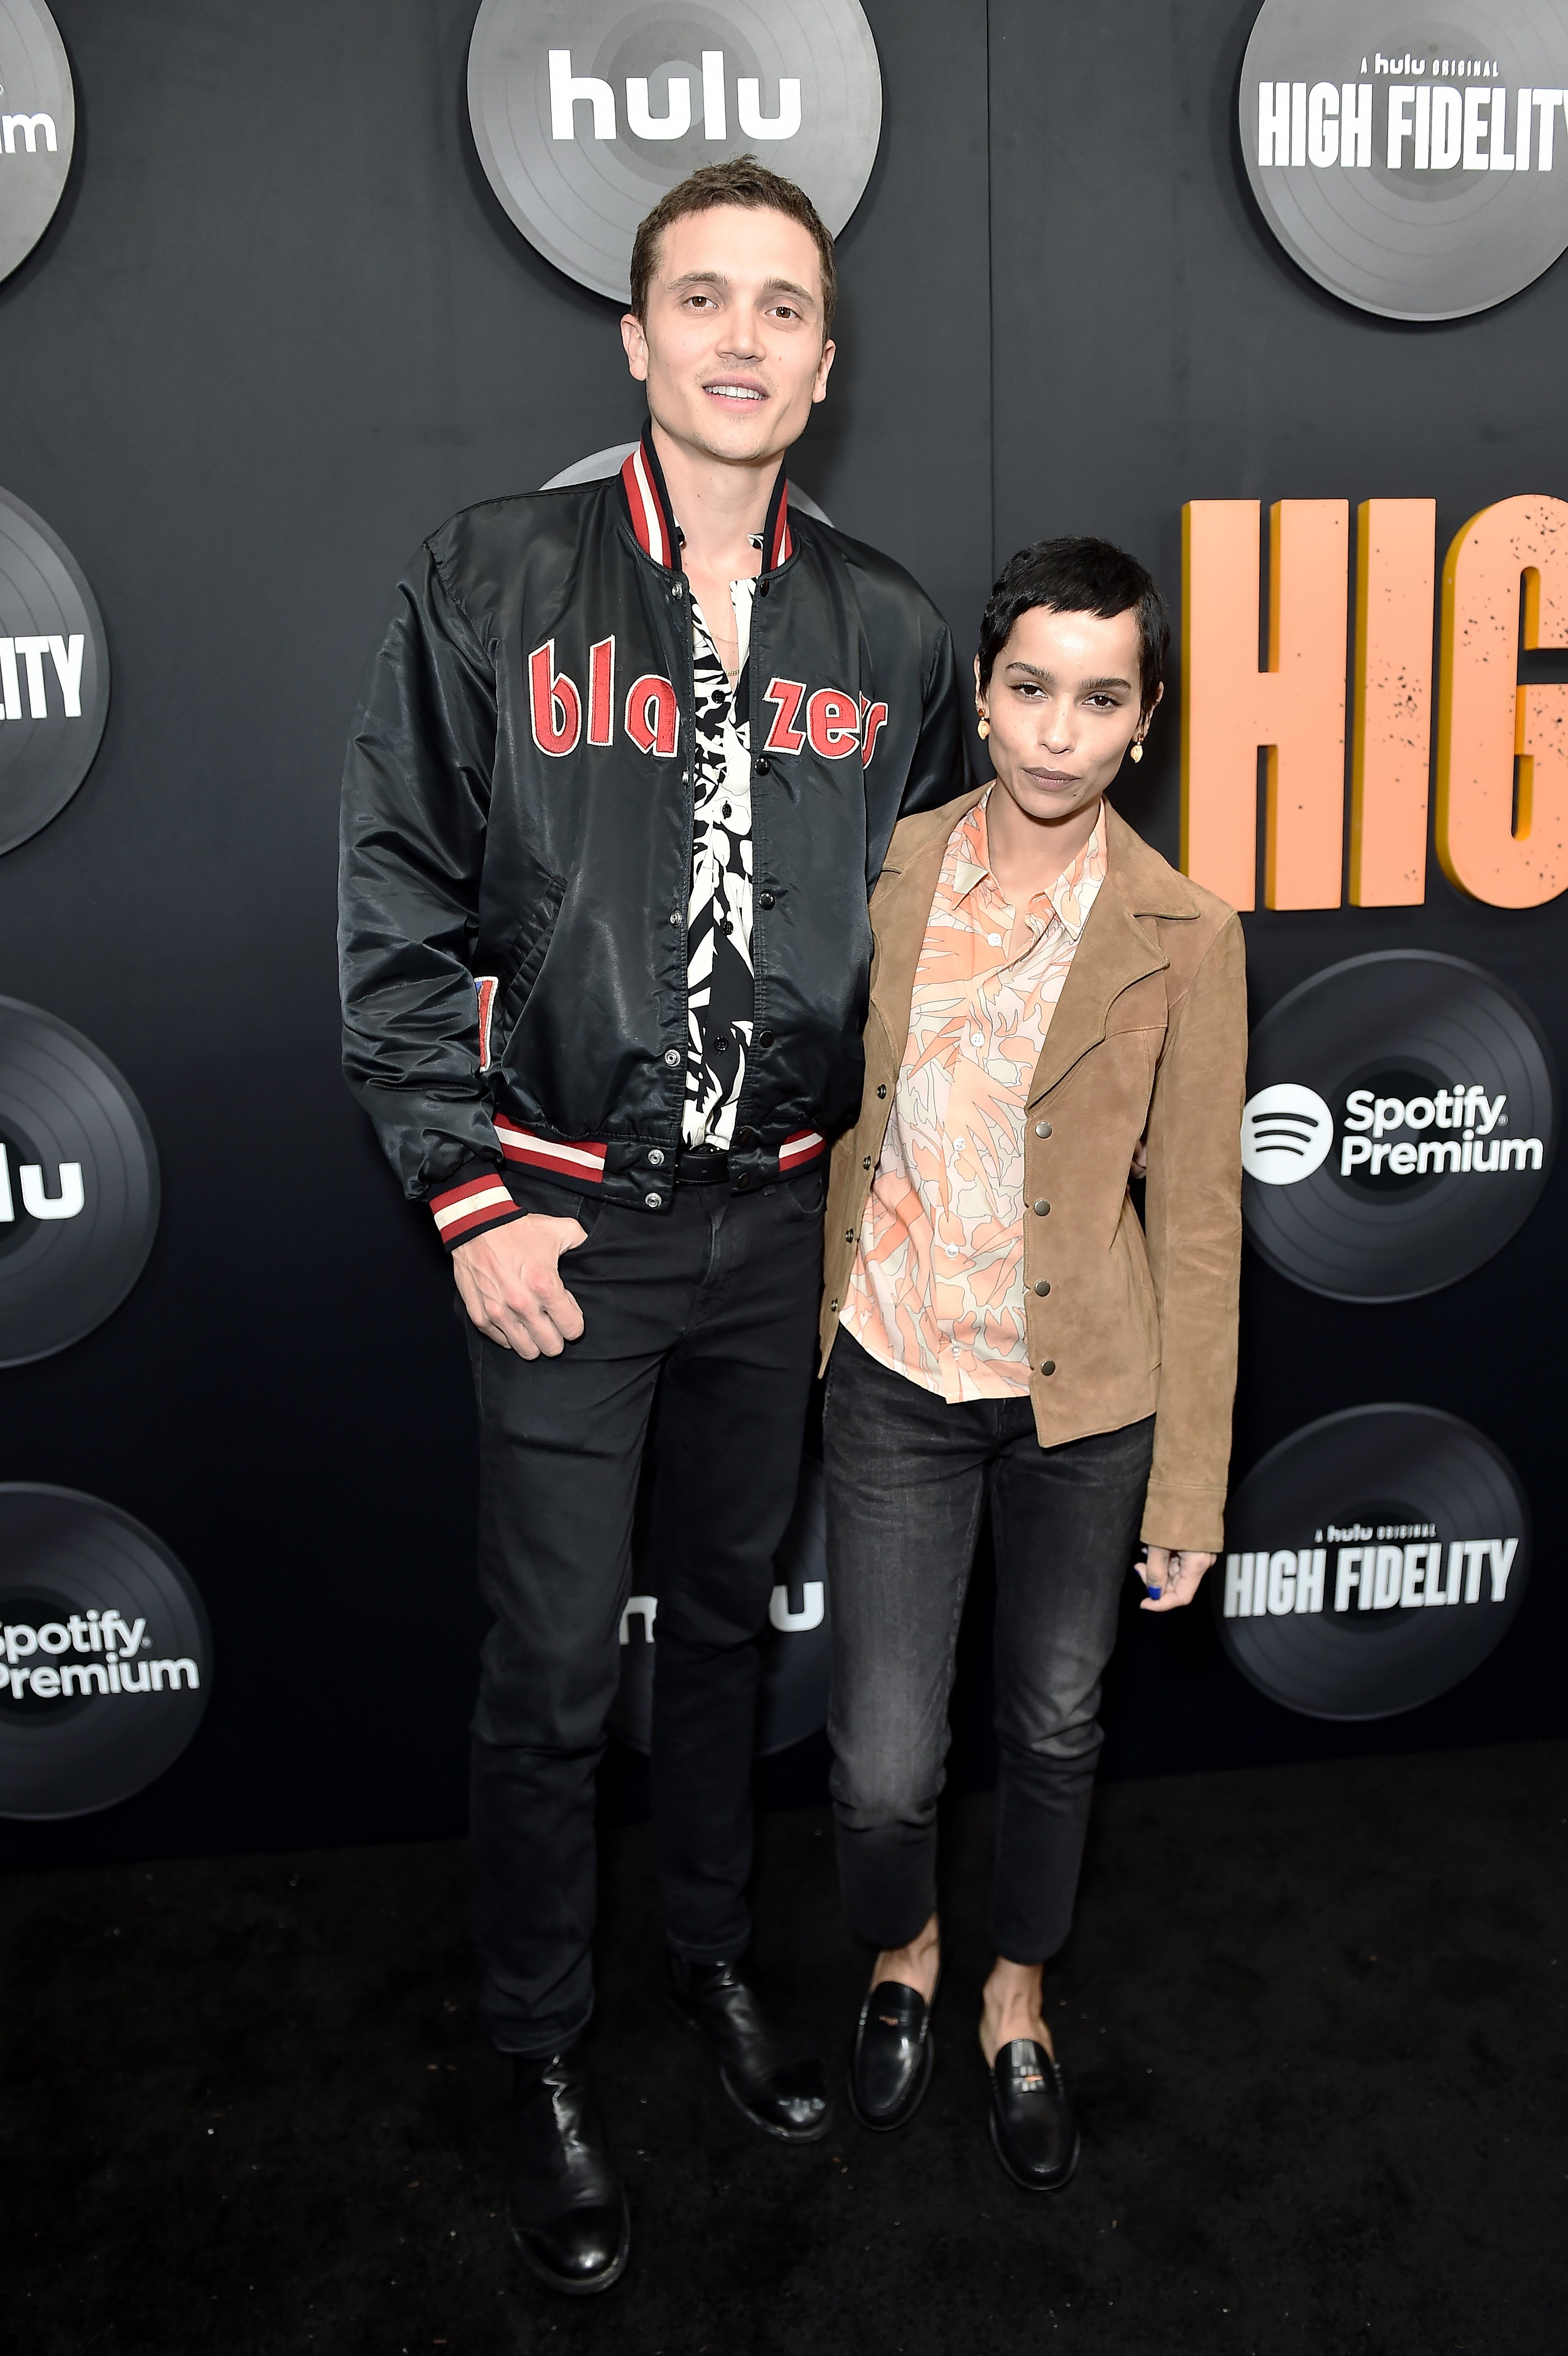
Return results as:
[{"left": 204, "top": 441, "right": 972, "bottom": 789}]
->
[{"left": 622, "top": 203, "right": 835, "bottom": 470}]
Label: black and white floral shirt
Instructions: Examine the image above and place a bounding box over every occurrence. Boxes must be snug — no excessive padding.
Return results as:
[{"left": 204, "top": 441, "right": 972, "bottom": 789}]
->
[{"left": 683, "top": 553, "right": 760, "bottom": 1150}]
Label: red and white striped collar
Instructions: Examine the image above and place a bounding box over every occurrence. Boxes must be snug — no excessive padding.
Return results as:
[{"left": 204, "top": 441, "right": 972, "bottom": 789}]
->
[{"left": 619, "top": 423, "right": 793, "bottom": 574}]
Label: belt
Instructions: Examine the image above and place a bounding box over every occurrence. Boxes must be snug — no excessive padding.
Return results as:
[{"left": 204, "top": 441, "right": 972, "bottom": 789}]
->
[{"left": 675, "top": 1147, "right": 730, "bottom": 1184}]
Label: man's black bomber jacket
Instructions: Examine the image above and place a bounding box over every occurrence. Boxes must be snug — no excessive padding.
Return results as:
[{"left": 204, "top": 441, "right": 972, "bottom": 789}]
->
[{"left": 338, "top": 428, "right": 971, "bottom": 1247}]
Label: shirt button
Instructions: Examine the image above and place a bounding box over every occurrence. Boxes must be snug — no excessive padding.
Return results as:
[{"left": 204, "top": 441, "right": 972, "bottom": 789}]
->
[
  {"left": 756, "top": 757, "right": 771, "bottom": 774},
  {"left": 664, "top": 1049, "right": 682, "bottom": 1067},
  {"left": 648, "top": 1149, "right": 665, "bottom": 1168},
  {"left": 1034, "top": 1279, "right": 1051, "bottom": 1297},
  {"left": 758, "top": 890, "right": 776, "bottom": 908},
  {"left": 1035, "top": 1121, "right": 1052, "bottom": 1138},
  {"left": 1033, "top": 1199, "right": 1050, "bottom": 1216},
  {"left": 987, "top": 932, "right": 1001, "bottom": 946},
  {"left": 645, "top": 1192, "right": 663, "bottom": 1208},
  {"left": 1039, "top": 1359, "right": 1056, "bottom": 1376}
]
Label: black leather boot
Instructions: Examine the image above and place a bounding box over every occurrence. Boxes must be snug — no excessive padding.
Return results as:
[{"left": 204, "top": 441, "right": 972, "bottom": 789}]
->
[
  {"left": 667, "top": 1953, "right": 832, "bottom": 2142},
  {"left": 849, "top": 1977, "right": 938, "bottom": 2131},
  {"left": 988, "top": 2039, "right": 1079, "bottom": 2193},
  {"left": 506, "top": 2044, "right": 630, "bottom": 2295}
]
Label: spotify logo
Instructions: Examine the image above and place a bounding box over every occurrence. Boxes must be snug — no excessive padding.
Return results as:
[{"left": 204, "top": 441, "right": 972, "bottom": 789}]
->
[
  {"left": 1241, "top": 952, "right": 1554, "bottom": 1301},
  {"left": 0, "top": 1486, "right": 210, "bottom": 1820},
  {"left": 0, "top": 2, "right": 74, "bottom": 286}
]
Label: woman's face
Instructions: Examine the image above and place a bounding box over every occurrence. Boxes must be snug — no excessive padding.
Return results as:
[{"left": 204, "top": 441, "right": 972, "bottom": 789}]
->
[{"left": 975, "top": 603, "right": 1158, "bottom": 831}]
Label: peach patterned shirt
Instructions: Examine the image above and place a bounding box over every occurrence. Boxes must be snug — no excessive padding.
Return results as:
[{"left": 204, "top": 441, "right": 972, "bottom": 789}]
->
[{"left": 841, "top": 791, "right": 1106, "bottom": 1402}]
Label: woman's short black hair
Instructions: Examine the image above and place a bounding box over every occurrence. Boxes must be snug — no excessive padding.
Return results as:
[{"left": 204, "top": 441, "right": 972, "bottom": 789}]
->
[{"left": 977, "top": 536, "right": 1171, "bottom": 719}]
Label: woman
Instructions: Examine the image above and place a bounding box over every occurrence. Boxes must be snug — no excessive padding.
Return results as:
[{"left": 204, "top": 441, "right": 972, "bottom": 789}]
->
[{"left": 819, "top": 536, "right": 1246, "bottom": 2192}]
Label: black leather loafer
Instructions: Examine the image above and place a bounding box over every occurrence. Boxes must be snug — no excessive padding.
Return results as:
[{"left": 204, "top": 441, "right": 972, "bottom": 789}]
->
[
  {"left": 849, "top": 1979, "right": 938, "bottom": 2132},
  {"left": 507, "top": 2044, "right": 630, "bottom": 2295},
  {"left": 988, "top": 2039, "right": 1079, "bottom": 2194},
  {"left": 668, "top": 1953, "right": 832, "bottom": 2142}
]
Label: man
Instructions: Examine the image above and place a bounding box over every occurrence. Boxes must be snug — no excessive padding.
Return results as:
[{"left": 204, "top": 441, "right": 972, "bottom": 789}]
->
[{"left": 339, "top": 158, "right": 970, "bottom": 2295}]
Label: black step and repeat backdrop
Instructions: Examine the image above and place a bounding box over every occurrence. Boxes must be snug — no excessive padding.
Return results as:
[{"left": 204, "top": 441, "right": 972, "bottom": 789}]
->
[{"left": 1, "top": 0, "right": 1563, "bottom": 1867}]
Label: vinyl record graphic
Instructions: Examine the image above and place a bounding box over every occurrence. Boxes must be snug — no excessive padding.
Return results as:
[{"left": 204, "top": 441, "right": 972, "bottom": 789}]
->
[
  {"left": 0, "top": 485, "right": 110, "bottom": 855},
  {"left": 0, "top": 998, "right": 159, "bottom": 1365},
  {"left": 1241, "top": 2, "right": 1568, "bottom": 319},
  {"left": 0, "top": 2, "right": 75, "bottom": 285},
  {"left": 0, "top": 1486, "right": 210, "bottom": 1819},
  {"left": 611, "top": 1451, "right": 829, "bottom": 1756},
  {"left": 469, "top": 0, "right": 882, "bottom": 303},
  {"left": 1215, "top": 1407, "right": 1529, "bottom": 1720},
  {"left": 1243, "top": 951, "right": 1554, "bottom": 1302}
]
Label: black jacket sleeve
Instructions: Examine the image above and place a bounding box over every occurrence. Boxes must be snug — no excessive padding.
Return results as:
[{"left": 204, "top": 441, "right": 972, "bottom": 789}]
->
[
  {"left": 338, "top": 541, "right": 513, "bottom": 1227},
  {"left": 896, "top": 605, "right": 976, "bottom": 819}
]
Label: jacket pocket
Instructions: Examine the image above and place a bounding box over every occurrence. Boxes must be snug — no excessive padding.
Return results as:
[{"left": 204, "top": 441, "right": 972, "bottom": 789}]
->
[{"left": 494, "top": 876, "right": 567, "bottom": 1062}]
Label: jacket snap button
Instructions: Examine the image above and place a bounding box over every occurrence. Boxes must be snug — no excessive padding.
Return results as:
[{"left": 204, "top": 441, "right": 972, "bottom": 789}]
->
[
  {"left": 830, "top": 1297, "right": 839, "bottom": 1311},
  {"left": 877, "top": 1084, "right": 887, "bottom": 1099},
  {"left": 668, "top": 911, "right": 681, "bottom": 926},
  {"left": 1034, "top": 1279, "right": 1050, "bottom": 1297},
  {"left": 862, "top": 1156, "right": 872, "bottom": 1171},
  {"left": 671, "top": 580, "right": 684, "bottom": 598},
  {"left": 645, "top": 1192, "right": 663, "bottom": 1208},
  {"left": 756, "top": 757, "right": 771, "bottom": 775},
  {"left": 735, "top": 1173, "right": 751, "bottom": 1189},
  {"left": 1035, "top": 1121, "right": 1051, "bottom": 1138},
  {"left": 757, "top": 1029, "right": 775, "bottom": 1047},
  {"left": 845, "top": 1229, "right": 854, "bottom": 1242},
  {"left": 663, "top": 1049, "right": 681, "bottom": 1067},
  {"left": 736, "top": 1127, "right": 756, "bottom": 1147},
  {"left": 1033, "top": 1199, "right": 1050, "bottom": 1216},
  {"left": 758, "top": 579, "right": 770, "bottom": 597},
  {"left": 1039, "top": 1359, "right": 1056, "bottom": 1376},
  {"left": 648, "top": 1149, "right": 665, "bottom": 1168},
  {"left": 758, "top": 890, "right": 776, "bottom": 908}
]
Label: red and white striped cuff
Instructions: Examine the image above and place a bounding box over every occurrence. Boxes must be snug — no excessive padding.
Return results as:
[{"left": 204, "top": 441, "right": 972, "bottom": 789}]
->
[
  {"left": 493, "top": 1117, "right": 609, "bottom": 1183},
  {"left": 428, "top": 1173, "right": 524, "bottom": 1249},
  {"left": 779, "top": 1129, "right": 826, "bottom": 1171}
]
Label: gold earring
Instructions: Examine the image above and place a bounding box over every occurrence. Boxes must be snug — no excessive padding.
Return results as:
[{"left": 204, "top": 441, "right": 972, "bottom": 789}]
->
[
  {"left": 1129, "top": 739, "right": 1143, "bottom": 763},
  {"left": 976, "top": 715, "right": 991, "bottom": 739}
]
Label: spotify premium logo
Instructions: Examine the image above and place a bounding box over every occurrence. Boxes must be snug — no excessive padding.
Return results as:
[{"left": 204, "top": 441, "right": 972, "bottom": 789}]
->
[
  {"left": 0, "top": 2, "right": 74, "bottom": 285},
  {"left": 0, "top": 1487, "right": 210, "bottom": 1818},
  {"left": 468, "top": 0, "right": 883, "bottom": 302},
  {"left": 1241, "top": 951, "right": 1553, "bottom": 1301},
  {"left": 611, "top": 1452, "right": 828, "bottom": 1754},
  {"left": 0, "top": 485, "right": 110, "bottom": 856},
  {"left": 1241, "top": 2, "right": 1568, "bottom": 317},
  {"left": 1215, "top": 1407, "right": 1528, "bottom": 1719},
  {"left": 0, "top": 997, "right": 159, "bottom": 1365}
]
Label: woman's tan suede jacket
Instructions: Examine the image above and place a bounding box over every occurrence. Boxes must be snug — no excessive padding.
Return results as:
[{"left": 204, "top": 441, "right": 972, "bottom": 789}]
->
[{"left": 819, "top": 788, "right": 1247, "bottom": 1554}]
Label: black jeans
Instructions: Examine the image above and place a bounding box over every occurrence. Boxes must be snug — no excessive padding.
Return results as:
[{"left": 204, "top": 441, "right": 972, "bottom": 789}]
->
[
  {"left": 824, "top": 1332, "right": 1155, "bottom": 1965},
  {"left": 466, "top": 1169, "right": 823, "bottom": 2057}
]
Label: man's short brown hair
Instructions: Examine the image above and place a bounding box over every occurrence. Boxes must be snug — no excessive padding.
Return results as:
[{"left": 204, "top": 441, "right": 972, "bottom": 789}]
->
[{"left": 628, "top": 158, "right": 837, "bottom": 332}]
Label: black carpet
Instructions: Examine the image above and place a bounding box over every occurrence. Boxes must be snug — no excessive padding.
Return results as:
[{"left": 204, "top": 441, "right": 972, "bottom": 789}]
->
[{"left": 4, "top": 1743, "right": 1565, "bottom": 2355}]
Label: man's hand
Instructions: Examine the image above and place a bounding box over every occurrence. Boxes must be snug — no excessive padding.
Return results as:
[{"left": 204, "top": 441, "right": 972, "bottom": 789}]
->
[
  {"left": 453, "top": 1214, "right": 588, "bottom": 1358},
  {"left": 1138, "top": 1546, "right": 1215, "bottom": 1613}
]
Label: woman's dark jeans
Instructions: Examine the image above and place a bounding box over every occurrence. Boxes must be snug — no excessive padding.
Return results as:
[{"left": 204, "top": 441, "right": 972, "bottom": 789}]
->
[{"left": 824, "top": 1332, "right": 1155, "bottom": 1965}]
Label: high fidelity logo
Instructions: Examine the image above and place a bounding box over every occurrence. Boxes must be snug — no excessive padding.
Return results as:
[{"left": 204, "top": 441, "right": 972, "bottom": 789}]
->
[
  {"left": 0, "top": 2, "right": 73, "bottom": 285},
  {"left": 1215, "top": 1406, "right": 1529, "bottom": 1720},
  {"left": 0, "top": 486, "right": 109, "bottom": 857},
  {"left": 0, "top": 1487, "right": 210, "bottom": 1820},
  {"left": 0, "top": 998, "right": 159, "bottom": 1366},
  {"left": 1241, "top": 3, "right": 1568, "bottom": 318},
  {"left": 1239, "top": 951, "right": 1554, "bottom": 1302},
  {"left": 467, "top": 1, "right": 883, "bottom": 304}
]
